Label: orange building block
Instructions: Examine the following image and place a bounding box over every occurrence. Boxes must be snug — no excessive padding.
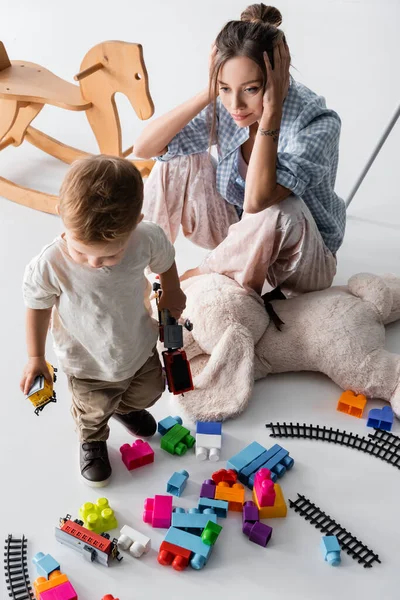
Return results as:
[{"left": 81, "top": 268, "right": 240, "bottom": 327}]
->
[
  {"left": 34, "top": 572, "right": 68, "bottom": 598},
  {"left": 253, "top": 483, "right": 287, "bottom": 518},
  {"left": 215, "top": 481, "right": 245, "bottom": 511},
  {"left": 336, "top": 390, "right": 367, "bottom": 418}
]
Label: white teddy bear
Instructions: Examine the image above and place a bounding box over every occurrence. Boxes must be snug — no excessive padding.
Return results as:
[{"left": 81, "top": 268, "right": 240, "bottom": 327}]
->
[{"left": 176, "top": 272, "right": 400, "bottom": 422}]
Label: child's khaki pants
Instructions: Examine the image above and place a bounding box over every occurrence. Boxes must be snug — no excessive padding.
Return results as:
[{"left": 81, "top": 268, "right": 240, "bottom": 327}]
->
[{"left": 68, "top": 348, "right": 165, "bottom": 442}]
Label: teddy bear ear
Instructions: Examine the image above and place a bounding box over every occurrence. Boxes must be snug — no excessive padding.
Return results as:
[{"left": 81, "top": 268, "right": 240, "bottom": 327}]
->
[{"left": 178, "top": 323, "right": 255, "bottom": 421}]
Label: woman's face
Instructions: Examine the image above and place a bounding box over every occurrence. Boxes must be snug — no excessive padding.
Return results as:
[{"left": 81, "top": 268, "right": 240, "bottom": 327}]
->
[{"left": 217, "top": 56, "right": 264, "bottom": 127}]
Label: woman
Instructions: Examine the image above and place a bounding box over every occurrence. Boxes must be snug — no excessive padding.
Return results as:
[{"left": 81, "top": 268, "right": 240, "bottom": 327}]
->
[{"left": 134, "top": 3, "right": 345, "bottom": 296}]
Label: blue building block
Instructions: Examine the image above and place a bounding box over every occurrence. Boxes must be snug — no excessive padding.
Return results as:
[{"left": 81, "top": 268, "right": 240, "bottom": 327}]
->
[
  {"left": 32, "top": 552, "right": 60, "bottom": 579},
  {"left": 164, "top": 526, "right": 212, "bottom": 569},
  {"left": 226, "top": 441, "right": 266, "bottom": 472},
  {"left": 321, "top": 535, "right": 341, "bottom": 566},
  {"left": 239, "top": 444, "right": 282, "bottom": 485},
  {"left": 196, "top": 422, "right": 222, "bottom": 435},
  {"left": 367, "top": 406, "right": 394, "bottom": 432},
  {"left": 172, "top": 508, "right": 217, "bottom": 533},
  {"left": 158, "top": 415, "right": 182, "bottom": 436},
  {"left": 248, "top": 448, "right": 294, "bottom": 488},
  {"left": 198, "top": 498, "right": 229, "bottom": 518},
  {"left": 167, "top": 469, "right": 189, "bottom": 497}
]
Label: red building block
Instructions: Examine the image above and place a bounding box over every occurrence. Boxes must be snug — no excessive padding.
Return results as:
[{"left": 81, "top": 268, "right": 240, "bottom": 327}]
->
[
  {"left": 102, "top": 596, "right": 119, "bottom": 600},
  {"left": 158, "top": 541, "right": 192, "bottom": 571},
  {"left": 143, "top": 495, "right": 173, "bottom": 528},
  {"left": 254, "top": 468, "right": 276, "bottom": 507},
  {"left": 211, "top": 469, "right": 237, "bottom": 485},
  {"left": 120, "top": 439, "right": 154, "bottom": 471}
]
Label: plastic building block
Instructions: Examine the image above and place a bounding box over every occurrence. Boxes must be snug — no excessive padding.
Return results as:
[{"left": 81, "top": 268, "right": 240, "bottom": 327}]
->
[
  {"left": 34, "top": 572, "right": 68, "bottom": 596},
  {"left": 117, "top": 525, "right": 151, "bottom": 557},
  {"left": 102, "top": 596, "right": 119, "bottom": 600},
  {"left": 158, "top": 415, "right": 182, "bottom": 436},
  {"left": 196, "top": 422, "right": 222, "bottom": 435},
  {"left": 163, "top": 527, "right": 212, "bottom": 570},
  {"left": 78, "top": 498, "right": 118, "bottom": 534},
  {"left": 243, "top": 521, "right": 273, "bottom": 547},
  {"left": 158, "top": 541, "right": 192, "bottom": 571},
  {"left": 246, "top": 447, "right": 294, "bottom": 489},
  {"left": 119, "top": 439, "right": 154, "bottom": 470},
  {"left": 40, "top": 581, "right": 78, "bottom": 600},
  {"left": 211, "top": 469, "right": 237, "bottom": 485},
  {"left": 254, "top": 469, "right": 276, "bottom": 507},
  {"left": 195, "top": 432, "right": 222, "bottom": 461},
  {"left": 337, "top": 390, "right": 367, "bottom": 418},
  {"left": 143, "top": 495, "right": 173, "bottom": 528},
  {"left": 32, "top": 552, "right": 60, "bottom": 579},
  {"left": 172, "top": 508, "right": 217, "bottom": 532},
  {"left": 198, "top": 498, "right": 229, "bottom": 518},
  {"left": 167, "top": 470, "right": 189, "bottom": 497},
  {"left": 321, "top": 535, "right": 341, "bottom": 566},
  {"left": 253, "top": 483, "right": 287, "bottom": 518},
  {"left": 215, "top": 482, "right": 245, "bottom": 511},
  {"left": 242, "top": 501, "right": 259, "bottom": 528},
  {"left": 367, "top": 406, "right": 394, "bottom": 431},
  {"left": 161, "top": 424, "right": 195, "bottom": 456},
  {"left": 200, "top": 479, "right": 216, "bottom": 499},
  {"left": 227, "top": 441, "right": 266, "bottom": 472},
  {"left": 201, "top": 521, "right": 223, "bottom": 546}
]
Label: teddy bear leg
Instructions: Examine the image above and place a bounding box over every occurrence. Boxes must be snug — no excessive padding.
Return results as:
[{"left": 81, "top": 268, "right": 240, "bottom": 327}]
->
[{"left": 381, "top": 274, "right": 400, "bottom": 324}]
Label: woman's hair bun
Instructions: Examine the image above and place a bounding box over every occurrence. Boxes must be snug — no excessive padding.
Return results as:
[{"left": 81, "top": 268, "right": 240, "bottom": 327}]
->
[{"left": 240, "top": 3, "right": 283, "bottom": 27}]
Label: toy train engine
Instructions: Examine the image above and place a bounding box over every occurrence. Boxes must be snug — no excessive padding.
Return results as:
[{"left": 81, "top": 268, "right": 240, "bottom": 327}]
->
[
  {"left": 26, "top": 361, "right": 57, "bottom": 415},
  {"left": 153, "top": 281, "right": 194, "bottom": 395}
]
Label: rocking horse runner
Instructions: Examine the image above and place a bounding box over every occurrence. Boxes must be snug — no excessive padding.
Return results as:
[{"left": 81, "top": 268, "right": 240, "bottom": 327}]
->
[{"left": 0, "top": 41, "right": 155, "bottom": 214}]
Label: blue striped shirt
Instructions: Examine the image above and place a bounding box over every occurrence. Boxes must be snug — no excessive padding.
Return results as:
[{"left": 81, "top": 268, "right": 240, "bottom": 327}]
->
[{"left": 156, "top": 77, "right": 346, "bottom": 254}]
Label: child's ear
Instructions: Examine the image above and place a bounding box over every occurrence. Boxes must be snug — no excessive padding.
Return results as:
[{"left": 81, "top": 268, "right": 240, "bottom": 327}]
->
[{"left": 137, "top": 213, "right": 144, "bottom": 224}]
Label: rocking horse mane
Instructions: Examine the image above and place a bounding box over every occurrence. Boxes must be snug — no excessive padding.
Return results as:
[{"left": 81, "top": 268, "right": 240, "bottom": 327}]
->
[{"left": 0, "top": 42, "right": 11, "bottom": 71}]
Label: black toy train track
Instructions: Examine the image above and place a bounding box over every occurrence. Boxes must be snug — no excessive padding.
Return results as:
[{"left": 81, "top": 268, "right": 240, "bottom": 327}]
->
[
  {"left": 289, "top": 493, "right": 381, "bottom": 568},
  {"left": 265, "top": 422, "right": 400, "bottom": 468},
  {"left": 4, "top": 535, "right": 34, "bottom": 599}
]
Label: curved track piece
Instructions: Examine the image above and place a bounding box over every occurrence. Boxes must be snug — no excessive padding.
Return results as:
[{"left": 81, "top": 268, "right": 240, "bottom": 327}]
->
[
  {"left": 4, "top": 534, "right": 34, "bottom": 599},
  {"left": 265, "top": 422, "right": 400, "bottom": 469},
  {"left": 289, "top": 493, "right": 381, "bottom": 568}
]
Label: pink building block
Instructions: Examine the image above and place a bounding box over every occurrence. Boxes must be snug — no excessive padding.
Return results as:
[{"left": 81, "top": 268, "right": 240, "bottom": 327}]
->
[
  {"left": 40, "top": 581, "right": 78, "bottom": 600},
  {"left": 120, "top": 439, "right": 154, "bottom": 471},
  {"left": 143, "top": 495, "right": 172, "bottom": 528},
  {"left": 254, "top": 468, "right": 276, "bottom": 507}
]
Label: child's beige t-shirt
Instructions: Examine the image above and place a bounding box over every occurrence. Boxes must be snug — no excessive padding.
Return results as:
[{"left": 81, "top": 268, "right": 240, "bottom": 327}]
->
[{"left": 23, "top": 221, "right": 175, "bottom": 382}]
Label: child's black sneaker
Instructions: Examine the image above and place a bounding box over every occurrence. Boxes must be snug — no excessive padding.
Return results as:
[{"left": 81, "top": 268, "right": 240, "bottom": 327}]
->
[
  {"left": 113, "top": 409, "right": 157, "bottom": 437},
  {"left": 80, "top": 441, "right": 112, "bottom": 487}
]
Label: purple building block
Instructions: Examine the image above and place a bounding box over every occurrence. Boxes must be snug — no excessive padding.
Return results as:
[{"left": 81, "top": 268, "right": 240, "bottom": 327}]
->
[
  {"left": 242, "top": 501, "right": 259, "bottom": 529},
  {"left": 200, "top": 479, "right": 216, "bottom": 499},
  {"left": 243, "top": 521, "right": 273, "bottom": 547}
]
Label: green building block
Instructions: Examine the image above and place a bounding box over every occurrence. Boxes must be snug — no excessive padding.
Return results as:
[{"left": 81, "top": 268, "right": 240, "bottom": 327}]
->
[
  {"left": 78, "top": 497, "right": 118, "bottom": 534},
  {"left": 201, "top": 520, "right": 223, "bottom": 545},
  {"left": 161, "top": 424, "right": 195, "bottom": 456}
]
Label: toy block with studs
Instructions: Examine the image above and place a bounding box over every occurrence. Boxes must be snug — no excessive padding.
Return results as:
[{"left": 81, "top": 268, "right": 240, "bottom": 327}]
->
[
  {"left": 215, "top": 481, "right": 245, "bottom": 512},
  {"left": 336, "top": 390, "right": 367, "bottom": 418},
  {"left": 198, "top": 497, "right": 229, "bottom": 518},
  {"left": 242, "top": 501, "right": 259, "bottom": 527},
  {"left": 117, "top": 524, "right": 151, "bottom": 557},
  {"left": 227, "top": 442, "right": 294, "bottom": 489},
  {"left": 162, "top": 527, "right": 213, "bottom": 570},
  {"left": 167, "top": 470, "right": 189, "bottom": 497},
  {"left": 160, "top": 419, "right": 195, "bottom": 456},
  {"left": 367, "top": 406, "right": 394, "bottom": 431},
  {"left": 39, "top": 581, "right": 78, "bottom": 600},
  {"left": 243, "top": 521, "right": 273, "bottom": 547},
  {"left": 143, "top": 495, "right": 173, "bottom": 528},
  {"left": 201, "top": 521, "right": 223, "bottom": 546},
  {"left": 157, "top": 541, "right": 192, "bottom": 571},
  {"left": 120, "top": 439, "right": 154, "bottom": 470},
  {"left": 252, "top": 482, "right": 287, "bottom": 518},
  {"left": 158, "top": 415, "right": 183, "bottom": 436},
  {"left": 78, "top": 498, "right": 118, "bottom": 534},
  {"left": 32, "top": 552, "right": 60, "bottom": 579},
  {"left": 321, "top": 535, "right": 341, "bottom": 566},
  {"left": 172, "top": 507, "right": 217, "bottom": 532},
  {"left": 253, "top": 469, "right": 276, "bottom": 506},
  {"left": 195, "top": 422, "right": 222, "bottom": 461},
  {"left": 200, "top": 479, "right": 216, "bottom": 499},
  {"left": 211, "top": 469, "right": 237, "bottom": 485}
]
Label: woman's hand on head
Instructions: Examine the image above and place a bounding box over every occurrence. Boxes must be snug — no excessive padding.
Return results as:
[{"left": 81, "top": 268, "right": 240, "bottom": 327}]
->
[{"left": 262, "top": 39, "right": 291, "bottom": 112}]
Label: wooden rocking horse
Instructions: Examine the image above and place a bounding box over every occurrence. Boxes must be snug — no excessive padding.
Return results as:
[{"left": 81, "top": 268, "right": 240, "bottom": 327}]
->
[{"left": 0, "top": 40, "right": 156, "bottom": 214}]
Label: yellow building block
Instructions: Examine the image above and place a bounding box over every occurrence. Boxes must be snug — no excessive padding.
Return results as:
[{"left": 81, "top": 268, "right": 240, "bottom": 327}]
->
[
  {"left": 79, "top": 497, "right": 118, "bottom": 533},
  {"left": 215, "top": 482, "right": 245, "bottom": 512},
  {"left": 253, "top": 483, "right": 287, "bottom": 518},
  {"left": 336, "top": 390, "right": 367, "bottom": 418},
  {"left": 34, "top": 572, "right": 68, "bottom": 597}
]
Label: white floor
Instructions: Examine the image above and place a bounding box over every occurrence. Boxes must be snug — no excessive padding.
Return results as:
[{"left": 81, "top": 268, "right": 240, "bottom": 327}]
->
[{"left": 0, "top": 133, "right": 400, "bottom": 600}]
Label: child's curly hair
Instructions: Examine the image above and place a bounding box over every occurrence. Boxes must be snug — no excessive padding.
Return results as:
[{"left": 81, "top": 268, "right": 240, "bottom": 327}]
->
[{"left": 59, "top": 155, "right": 144, "bottom": 243}]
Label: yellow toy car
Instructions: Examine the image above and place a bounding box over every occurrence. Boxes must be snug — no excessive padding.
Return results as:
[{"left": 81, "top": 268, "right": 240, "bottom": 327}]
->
[{"left": 26, "top": 362, "right": 57, "bottom": 416}]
